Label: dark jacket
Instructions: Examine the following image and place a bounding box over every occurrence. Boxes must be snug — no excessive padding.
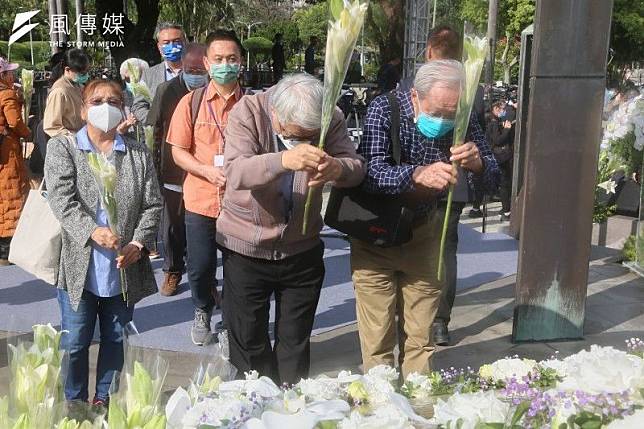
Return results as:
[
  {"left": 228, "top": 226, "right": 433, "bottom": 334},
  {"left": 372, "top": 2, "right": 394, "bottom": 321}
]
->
[
  {"left": 272, "top": 42, "right": 286, "bottom": 70},
  {"left": 146, "top": 74, "right": 190, "bottom": 186},
  {"left": 305, "top": 45, "right": 316, "bottom": 75},
  {"left": 486, "top": 117, "right": 514, "bottom": 164}
]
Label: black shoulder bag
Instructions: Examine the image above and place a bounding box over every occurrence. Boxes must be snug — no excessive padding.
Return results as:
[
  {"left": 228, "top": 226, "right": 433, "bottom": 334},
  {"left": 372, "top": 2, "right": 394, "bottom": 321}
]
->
[{"left": 324, "top": 92, "right": 415, "bottom": 247}]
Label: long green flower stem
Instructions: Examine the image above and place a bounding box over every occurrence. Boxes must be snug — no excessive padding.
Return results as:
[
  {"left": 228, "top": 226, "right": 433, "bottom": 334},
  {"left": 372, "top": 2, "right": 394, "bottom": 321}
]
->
[{"left": 437, "top": 167, "right": 457, "bottom": 282}]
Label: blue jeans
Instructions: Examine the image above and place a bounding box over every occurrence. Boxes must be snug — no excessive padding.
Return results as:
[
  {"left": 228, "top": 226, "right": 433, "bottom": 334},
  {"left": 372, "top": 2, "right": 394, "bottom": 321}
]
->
[
  {"left": 57, "top": 289, "right": 133, "bottom": 402},
  {"left": 185, "top": 211, "right": 218, "bottom": 313}
]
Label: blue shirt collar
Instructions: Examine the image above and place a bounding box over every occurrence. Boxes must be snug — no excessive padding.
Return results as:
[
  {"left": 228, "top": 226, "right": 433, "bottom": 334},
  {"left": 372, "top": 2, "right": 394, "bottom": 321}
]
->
[{"left": 76, "top": 126, "right": 126, "bottom": 153}]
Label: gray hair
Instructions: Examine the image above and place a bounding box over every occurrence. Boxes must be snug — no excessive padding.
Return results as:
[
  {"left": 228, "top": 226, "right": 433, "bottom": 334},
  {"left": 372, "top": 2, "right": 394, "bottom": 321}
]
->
[
  {"left": 413, "top": 60, "right": 464, "bottom": 99},
  {"left": 154, "top": 22, "right": 184, "bottom": 41},
  {"left": 270, "top": 74, "right": 323, "bottom": 130},
  {"left": 119, "top": 58, "right": 149, "bottom": 80}
]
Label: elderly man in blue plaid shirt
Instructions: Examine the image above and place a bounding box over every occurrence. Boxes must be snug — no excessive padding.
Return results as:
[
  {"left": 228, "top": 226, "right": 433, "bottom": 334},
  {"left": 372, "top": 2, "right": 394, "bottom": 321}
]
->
[{"left": 351, "top": 60, "right": 499, "bottom": 377}]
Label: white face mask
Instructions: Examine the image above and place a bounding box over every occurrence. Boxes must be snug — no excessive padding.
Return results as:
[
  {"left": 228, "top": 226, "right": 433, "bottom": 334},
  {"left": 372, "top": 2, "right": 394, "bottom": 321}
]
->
[
  {"left": 278, "top": 134, "right": 307, "bottom": 150},
  {"left": 87, "top": 103, "right": 123, "bottom": 133}
]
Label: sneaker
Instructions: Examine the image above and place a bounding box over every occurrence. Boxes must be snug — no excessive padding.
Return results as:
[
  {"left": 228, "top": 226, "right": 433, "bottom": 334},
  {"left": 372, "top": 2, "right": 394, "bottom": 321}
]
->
[
  {"left": 191, "top": 308, "right": 212, "bottom": 346},
  {"left": 0, "top": 259, "right": 10, "bottom": 267},
  {"left": 468, "top": 208, "right": 483, "bottom": 218},
  {"left": 160, "top": 272, "right": 182, "bottom": 296},
  {"left": 149, "top": 250, "right": 161, "bottom": 260},
  {"left": 500, "top": 212, "right": 511, "bottom": 222},
  {"left": 432, "top": 321, "right": 450, "bottom": 346},
  {"left": 91, "top": 397, "right": 108, "bottom": 408}
]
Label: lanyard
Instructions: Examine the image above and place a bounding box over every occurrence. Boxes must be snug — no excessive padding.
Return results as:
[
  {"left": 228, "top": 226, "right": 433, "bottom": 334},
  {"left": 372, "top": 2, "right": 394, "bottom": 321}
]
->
[{"left": 205, "top": 96, "right": 226, "bottom": 146}]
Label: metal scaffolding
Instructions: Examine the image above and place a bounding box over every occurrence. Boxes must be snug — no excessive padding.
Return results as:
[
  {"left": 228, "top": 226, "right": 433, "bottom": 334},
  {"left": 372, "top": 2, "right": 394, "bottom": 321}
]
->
[{"left": 403, "top": 0, "right": 431, "bottom": 79}]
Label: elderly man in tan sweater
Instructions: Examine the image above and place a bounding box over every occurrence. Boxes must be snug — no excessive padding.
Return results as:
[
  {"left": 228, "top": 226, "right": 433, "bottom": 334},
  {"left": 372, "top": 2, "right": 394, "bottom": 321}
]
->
[{"left": 217, "top": 74, "right": 365, "bottom": 384}]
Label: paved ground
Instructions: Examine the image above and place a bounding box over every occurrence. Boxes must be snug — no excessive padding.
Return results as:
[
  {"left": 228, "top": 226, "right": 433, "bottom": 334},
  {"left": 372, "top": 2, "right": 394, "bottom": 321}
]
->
[{"left": 1, "top": 246, "right": 640, "bottom": 397}]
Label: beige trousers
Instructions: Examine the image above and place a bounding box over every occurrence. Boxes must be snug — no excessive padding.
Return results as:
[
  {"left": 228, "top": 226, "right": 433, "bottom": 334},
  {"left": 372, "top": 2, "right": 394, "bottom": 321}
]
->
[{"left": 350, "top": 211, "right": 445, "bottom": 377}]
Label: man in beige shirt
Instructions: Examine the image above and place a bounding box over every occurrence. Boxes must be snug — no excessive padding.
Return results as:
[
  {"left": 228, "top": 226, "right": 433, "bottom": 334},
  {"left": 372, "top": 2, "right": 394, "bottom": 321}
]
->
[{"left": 43, "top": 49, "right": 90, "bottom": 137}]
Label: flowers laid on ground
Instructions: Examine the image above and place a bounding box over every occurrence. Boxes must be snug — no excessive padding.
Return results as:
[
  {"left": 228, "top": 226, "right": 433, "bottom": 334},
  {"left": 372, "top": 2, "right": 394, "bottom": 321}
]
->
[
  {"left": 301, "top": 0, "right": 368, "bottom": 234},
  {"left": 2, "top": 325, "right": 644, "bottom": 428}
]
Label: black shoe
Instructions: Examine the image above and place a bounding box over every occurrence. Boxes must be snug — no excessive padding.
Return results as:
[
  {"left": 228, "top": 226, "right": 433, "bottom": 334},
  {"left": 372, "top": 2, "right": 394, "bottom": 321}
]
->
[
  {"left": 432, "top": 321, "right": 450, "bottom": 346},
  {"left": 468, "top": 208, "right": 483, "bottom": 218},
  {"left": 500, "top": 212, "right": 511, "bottom": 222}
]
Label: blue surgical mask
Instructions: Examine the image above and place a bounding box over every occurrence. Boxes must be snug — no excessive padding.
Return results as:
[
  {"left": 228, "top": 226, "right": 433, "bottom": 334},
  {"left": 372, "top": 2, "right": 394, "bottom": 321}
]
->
[
  {"left": 183, "top": 73, "right": 208, "bottom": 89},
  {"left": 162, "top": 42, "right": 184, "bottom": 63},
  {"left": 74, "top": 72, "right": 89, "bottom": 85},
  {"left": 498, "top": 110, "right": 507, "bottom": 119},
  {"left": 416, "top": 113, "right": 455, "bottom": 139},
  {"left": 209, "top": 63, "right": 240, "bottom": 85},
  {"left": 125, "top": 82, "right": 134, "bottom": 93}
]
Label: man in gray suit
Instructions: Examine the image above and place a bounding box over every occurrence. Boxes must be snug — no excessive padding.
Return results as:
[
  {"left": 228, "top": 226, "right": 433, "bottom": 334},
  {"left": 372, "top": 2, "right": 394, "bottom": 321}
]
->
[{"left": 131, "top": 22, "right": 186, "bottom": 124}]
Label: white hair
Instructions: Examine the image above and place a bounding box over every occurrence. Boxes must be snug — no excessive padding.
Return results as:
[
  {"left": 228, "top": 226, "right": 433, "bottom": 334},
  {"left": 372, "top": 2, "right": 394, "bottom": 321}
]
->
[
  {"left": 119, "top": 58, "right": 149, "bottom": 80},
  {"left": 270, "top": 73, "right": 323, "bottom": 130},
  {"left": 413, "top": 60, "right": 464, "bottom": 99}
]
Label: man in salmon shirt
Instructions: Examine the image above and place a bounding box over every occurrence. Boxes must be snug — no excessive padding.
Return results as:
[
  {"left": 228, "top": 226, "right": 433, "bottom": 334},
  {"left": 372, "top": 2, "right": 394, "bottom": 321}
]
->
[{"left": 166, "top": 30, "right": 243, "bottom": 346}]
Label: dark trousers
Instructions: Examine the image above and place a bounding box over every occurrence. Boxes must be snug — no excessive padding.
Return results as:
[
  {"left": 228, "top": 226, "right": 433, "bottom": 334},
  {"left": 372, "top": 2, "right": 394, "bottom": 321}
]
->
[
  {"left": 499, "top": 161, "right": 513, "bottom": 213},
  {"left": 435, "top": 202, "right": 465, "bottom": 326},
  {"left": 223, "top": 242, "right": 324, "bottom": 384},
  {"left": 185, "top": 211, "right": 217, "bottom": 313},
  {"left": 58, "top": 289, "right": 133, "bottom": 402},
  {"left": 0, "top": 237, "right": 11, "bottom": 260},
  {"left": 162, "top": 188, "right": 186, "bottom": 273}
]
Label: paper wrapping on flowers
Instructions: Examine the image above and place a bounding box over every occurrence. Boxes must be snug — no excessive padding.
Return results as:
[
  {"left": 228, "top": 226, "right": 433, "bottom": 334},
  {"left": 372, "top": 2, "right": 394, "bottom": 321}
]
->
[
  {"left": 302, "top": 0, "right": 368, "bottom": 234},
  {"left": 437, "top": 31, "right": 488, "bottom": 281},
  {"left": 143, "top": 125, "right": 155, "bottom": 153},
  {"left": 109, "top": 334, "right": 169, "bottom": 429},
  {"left": 20, "top": 69, "right": 34, "bottom": 123}
]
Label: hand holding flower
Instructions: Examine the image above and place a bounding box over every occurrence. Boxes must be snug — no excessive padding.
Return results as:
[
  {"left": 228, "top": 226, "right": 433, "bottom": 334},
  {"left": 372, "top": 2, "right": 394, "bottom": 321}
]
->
[
  {"left": 282, "top": 144, "right": 326, "bottom": 172},
  {"left": 450, "top": 142, "right": 482, "bottom": 173},
  {"left": 308, "top": 156, "right": 343, "bottom": 187},
  {"left": 91, "top": 226, "right": 120, "bottom": 250},
  {"left": 413, "top": 162, "right": 457, "bottom": 191},
  {"left": 116, "top": 243, "right": 142, "bottom": 269}
]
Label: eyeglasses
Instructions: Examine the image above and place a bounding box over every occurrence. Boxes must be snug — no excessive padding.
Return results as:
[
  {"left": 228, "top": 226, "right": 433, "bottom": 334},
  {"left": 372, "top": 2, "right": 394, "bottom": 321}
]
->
[
  {"left": 86, "top": 97, "right": 122, "bottom": 107},
  {"left": 184, "top": 68, "right": 207, "bottom": 75}
]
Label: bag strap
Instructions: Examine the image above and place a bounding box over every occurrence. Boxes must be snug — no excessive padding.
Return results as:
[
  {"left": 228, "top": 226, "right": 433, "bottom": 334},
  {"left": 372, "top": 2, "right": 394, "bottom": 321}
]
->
[
  {"left": 190, "top": 86, "right": 207, "bottom": 128},
  {"left": 386, "top": 91, "right": 402, "bottom": 166}
]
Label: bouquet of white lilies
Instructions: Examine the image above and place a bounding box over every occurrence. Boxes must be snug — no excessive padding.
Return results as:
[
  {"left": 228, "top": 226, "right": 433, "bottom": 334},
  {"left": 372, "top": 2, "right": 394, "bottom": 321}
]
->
[
  {"left": 437, "top": 32, "right": 488, "bottom": 281},
  {"left": 301, "top": 0, "right": 369, "bottom": 234}
]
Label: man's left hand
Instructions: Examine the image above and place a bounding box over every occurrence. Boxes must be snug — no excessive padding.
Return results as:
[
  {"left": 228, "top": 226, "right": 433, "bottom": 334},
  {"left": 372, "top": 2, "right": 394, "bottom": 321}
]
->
[
  {"left": 308, "top": 156, "right": 343, "bottom": 187},
  {"left": 116, "top": 243, "right": 142, "bottom": 269},
  {"left": 450, "top": 142, "right": 483, "bottom": 173}
]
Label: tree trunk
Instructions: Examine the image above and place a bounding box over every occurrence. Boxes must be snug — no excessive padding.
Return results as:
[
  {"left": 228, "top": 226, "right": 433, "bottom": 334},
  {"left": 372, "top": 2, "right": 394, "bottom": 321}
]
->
[
  {"left": 366, "top": 0, "right": 404, "bottom": 65},
  {"left": 95, "top": 0, "right": 161, "bottom": 68}
]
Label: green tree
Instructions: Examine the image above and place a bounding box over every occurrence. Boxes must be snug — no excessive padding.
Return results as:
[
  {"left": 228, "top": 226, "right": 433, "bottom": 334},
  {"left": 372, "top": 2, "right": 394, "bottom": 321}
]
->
[
  {"left": 610, "top": 0, "right": 644, "bottom": 66},
  {"left": 158, "top": 0, "right": 234, "bottom": 43},
  {"left": 365, "top": 0, "right": 404, "bottom": 64},
  {"left": 95, "top": 0, "right": 162, "bottom": 67},
  {"left": 293, "top": 2, "right": 328, "bottom": 46}
]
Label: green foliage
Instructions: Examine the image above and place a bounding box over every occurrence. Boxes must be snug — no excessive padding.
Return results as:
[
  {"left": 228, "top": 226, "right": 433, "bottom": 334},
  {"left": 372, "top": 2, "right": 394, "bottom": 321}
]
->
[
  {"left": 294, "top": 2, "right": 329, "bottom": 46},
  {"left": 460, "top": 0, "right": 535, "bottom": 37},
  {"left": 610, "top": 0, "right": 644, "bottom": 65},
  {"left": 609, "top": 133, "right": 642, "bottom": 177},
  {"left": 242, "top": 36, "right": 273, "bottom": 54},
  {"left": 159, "top": 0, "right": 234, "bottom": 42},
  {"left": 623, "top": 235, "right": 637, "bottom": 262},
  {"left": 0, "top": 41, "right": 51, "bottom": 70}
]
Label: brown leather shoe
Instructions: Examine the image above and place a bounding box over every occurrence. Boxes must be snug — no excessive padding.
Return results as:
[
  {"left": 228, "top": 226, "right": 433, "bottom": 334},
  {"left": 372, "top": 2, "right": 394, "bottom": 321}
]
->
[{"left": 160, "top": 272, "right": 182, "bottom": 296}]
